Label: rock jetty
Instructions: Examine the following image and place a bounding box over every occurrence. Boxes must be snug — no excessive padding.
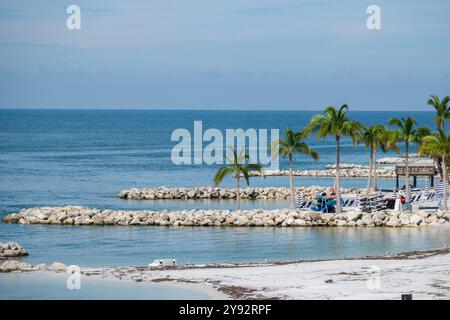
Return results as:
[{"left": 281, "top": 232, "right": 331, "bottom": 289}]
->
[
  {"left": 0, "top": 241, "right": 28, "bottom": 258},
  {"left": 249, "top": 164, "right": 395, "bottom": 178},
  {"left": 3, "top": 206, "right": 449, "bottom": 228},
  {"left": 376, "top": 155, "right": 419, "bottom": 164},
  {"left": 118, "top": 186, "right": 355, "bottom": 201},
  {"left": 0, "top": 260, "right": 65, "bottom": 273}
]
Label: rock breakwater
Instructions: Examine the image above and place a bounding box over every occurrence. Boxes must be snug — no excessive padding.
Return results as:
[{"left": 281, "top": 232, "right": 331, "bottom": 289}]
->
[
  {"left": 117, "top": 186, "right": 355, "bottom": 201},
  {"left": 3, "top": 206, "right": 449, "bottom": 228},
  {"left": 251, "top": 165, "right": 395, "bottom": 178}
]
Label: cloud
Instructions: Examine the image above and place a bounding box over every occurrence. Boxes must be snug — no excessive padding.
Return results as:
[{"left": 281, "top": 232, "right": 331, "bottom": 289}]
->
[{"left": 0, "top": 0, "right": 450, "bottom": 109}]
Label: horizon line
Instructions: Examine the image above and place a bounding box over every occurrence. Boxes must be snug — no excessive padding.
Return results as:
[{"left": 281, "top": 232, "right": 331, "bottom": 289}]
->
[{"left": 0, "top": 106, "right": 432, "bottom": 112}]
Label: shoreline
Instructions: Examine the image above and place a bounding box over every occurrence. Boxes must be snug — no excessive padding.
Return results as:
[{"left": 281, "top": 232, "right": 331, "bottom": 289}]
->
[
  {"left": 137, "top": 247, "right": 450, "bottom": 299},
  {"left": 4, "top": 247, "right": 448, "bottom": 300},
  {"left": 0, "top": 271, "right": 227, "bottom": 300}
]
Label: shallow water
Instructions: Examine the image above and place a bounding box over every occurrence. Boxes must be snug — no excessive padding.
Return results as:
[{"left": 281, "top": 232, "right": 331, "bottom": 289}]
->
[
  {"left": 0, "top": 272, "right": 214, "bottom": 300},
  {"left": 2, "top": 223, "right": 450, "bottom": 267}
]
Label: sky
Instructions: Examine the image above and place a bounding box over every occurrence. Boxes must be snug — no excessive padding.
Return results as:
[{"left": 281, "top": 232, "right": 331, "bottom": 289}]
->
[{"left": 0, "top": 0, "right": 449, "bottom": 110}]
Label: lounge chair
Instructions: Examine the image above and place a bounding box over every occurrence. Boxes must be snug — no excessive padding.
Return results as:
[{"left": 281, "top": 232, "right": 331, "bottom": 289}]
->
[
  {"left": 418, "top": 197, "right": 441, "bottom": 211},
  {"left": 295, "top": 194, "right": 312, "bottom": 209}
]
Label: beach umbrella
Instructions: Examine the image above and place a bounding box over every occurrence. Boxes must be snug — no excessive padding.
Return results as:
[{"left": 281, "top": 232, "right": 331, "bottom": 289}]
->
[
  {"left": 435, "top": 179, "right": 444, "bottom": 196},
  {"left": 423, "top": 181, "right": 430, "bottom": 197},
  {"left": 391, "top": 190, "right": 397, "bottom": 199},
  {"left": 354, "top": 193, "right": 361, "bottom": 211},
  {"left": 295, "top": 193, "right": 305, "bottom": 209},
  {"left": 434, "top": 179, "right": 450, "bottom": 208},
  {"left": 393, "top": 189, "right": 402, "bottom": 212}
]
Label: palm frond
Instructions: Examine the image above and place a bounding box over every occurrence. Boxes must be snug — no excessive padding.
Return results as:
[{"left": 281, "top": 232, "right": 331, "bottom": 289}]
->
[{"left": 213, "top": 166, "right": 235, "bottom": 186}]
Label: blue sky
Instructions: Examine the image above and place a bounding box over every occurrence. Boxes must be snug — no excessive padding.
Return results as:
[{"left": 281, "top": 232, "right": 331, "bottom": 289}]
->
[{"left": 0, "top": 0, "right": 449, "bottom": 110}]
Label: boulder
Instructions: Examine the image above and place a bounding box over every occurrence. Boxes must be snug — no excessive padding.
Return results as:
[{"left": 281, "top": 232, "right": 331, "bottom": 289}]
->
[
  {"left": 0, "top": 260, "right": 35, "bottom": 272},
  {"left": 284, "top": 218, "right": 295, "bottom": 226},
  {"left": 130, "top": 217, "right": 141, "bottom": 225},
  {"left": 320, "top": 213, "right": 334, "bottom": 223},
  {"left": 372, "top": 211, "right": 386, "bottom": 225},
  {"left": 0, "top": 241, "right": 28, "bottom": 257},
  {"left": 399, "top": 213, "right": 410, "bottom": 225},
  {"left": 361, "top": 213, "right": 374, "bottom": 226},
  {"left": 50, "top": 262, "right": 67, "bottom": 272},
  {"left": 386, "top": 217, "right": 401, "bottom": 227},
  {"left": 410, "top": 214, "right": 423, "bottom": 226},
  {"left": 347, "top": 212, "right": 362, "bottom": 222},
  {"left": 35, "top": 263, "right": 48, "bottom": 271},
  {"left": 347, "top": 221, "right": 356, "bottom": 227},
  {"left": 294, "top": 219, "right": 307, "bottom": 226}
]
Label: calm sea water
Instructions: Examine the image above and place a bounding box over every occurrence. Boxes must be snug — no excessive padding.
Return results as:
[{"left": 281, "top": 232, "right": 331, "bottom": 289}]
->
[
  {"left": 0, "top": 109, "right": 435, "bottom": 214},
  {"left": 1, "top": 109, "right": 448, "bottom": 272},
  {"left": 0, "top": 272, "right": 214, "bottom": 300}
]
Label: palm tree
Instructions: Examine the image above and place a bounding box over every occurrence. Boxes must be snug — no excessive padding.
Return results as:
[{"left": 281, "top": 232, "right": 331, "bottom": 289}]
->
[
  {"left": 213, "top": 148, "right": 263, "bottom": 211},
  {"left": 428, "top": 95, "right": 450, "bottom": 131},
  {"left": 427, "top": 95, "right": 450, "bottom": 178},
  {"left": 372, "top": 128, "right": 399, "bottom": 191},
  {"left": 306, "top": 104, "right": 361, "bottom": 214},
  {"left": 361, "top": 125, "right": 399, "bottom": 193},
  {"left": 272, "top": 128, "right": 319, "bottom": 209},
  {"left": 419, "top": 130, "right": 450, "bottom": 212},
  {"left": 361, "top": 125, "right": 385, "bottom": 193},
  {"left": 389, "top": 116, "right": 431, "bottom": 204}
]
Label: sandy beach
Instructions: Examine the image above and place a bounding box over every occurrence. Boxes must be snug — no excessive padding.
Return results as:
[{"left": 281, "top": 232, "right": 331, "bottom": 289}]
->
[
  {"left": 2, "top": 248, "right": 449, "bottom": 300},
  {"left": 79, "top": 248, "right": 450, "bottom": 300}
]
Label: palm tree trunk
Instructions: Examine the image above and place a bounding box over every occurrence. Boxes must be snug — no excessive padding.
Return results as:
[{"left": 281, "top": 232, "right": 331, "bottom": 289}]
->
[
  {"left": 236, "top": 175, "right": 241, "bottom": 211},
  {"left": 405, "top": 141, "right": 410, "bottom": 206},
  {"left": 437, "top": 157, "right": 444, "bottom": 179},
  {"left": 335, "top": 135, "right": 341, "bottom": 214},
  {"left": 443, "top": 156, "right": 448, "bottom": 212},
  {"left": 373, "top": 148, "right": 378, "bottom": 191},
  {"left": 366, "top": 146, "right": 373, "bottom": 194},
  {"left": 289, "top": 151, "right": 295, "bottom": 209}
]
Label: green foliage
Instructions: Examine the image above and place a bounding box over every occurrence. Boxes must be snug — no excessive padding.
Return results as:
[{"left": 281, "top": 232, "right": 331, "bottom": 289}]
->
[
  {"left": 389, "top": 116, "right": 431, "bottom": 145},
  {"left": 306, "top": 104, "right": 361, "bottom": 142},
  {"left": 213, "top": 148, "right": 263, "bottom": 187},
  {"left": 272, "top": 128, "right": 319, "bottom": 161}
]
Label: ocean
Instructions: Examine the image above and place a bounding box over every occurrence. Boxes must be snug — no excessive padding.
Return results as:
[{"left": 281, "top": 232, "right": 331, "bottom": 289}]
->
[
  {"left": 0, "top": 109, "right": 436, "bottom": 214},
  {"left": 1, "top": 109, "right": 449, "bottom": 269}
]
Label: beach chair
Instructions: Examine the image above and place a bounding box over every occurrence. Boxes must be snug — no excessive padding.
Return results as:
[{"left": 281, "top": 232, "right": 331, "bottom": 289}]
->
[
  {"left": 295, "top": 193, "right": 312, "bottom": 209},
  {"left": 419, "top": 200, "right": 441, "bottom": 211},
  {"left": 419, "top": 189, "right": 441, "bottom": 210}
]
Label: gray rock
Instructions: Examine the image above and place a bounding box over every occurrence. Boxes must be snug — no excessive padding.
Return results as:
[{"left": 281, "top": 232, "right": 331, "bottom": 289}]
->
[
  {"left": 50, "top": 262, "right": 67, "bottom": 271},
  {"left": 386, "top": 217, "right": 401, "bottom": 227},
  {"left": 0, "top": 260, "right": 35, "bottom": 272},
  {"left": 410, "top": 214, "right": 423, "bottom": 226},
  {"left": 0, "top": 241, "right": 28, "bottom": 258},
  {"left": 399, "top": 213, "right": 410, "bottom": 225},
  {"left": 361, "top": 214, "right": 374, "bottom": 226},
  {"left": 347, "top": 212, "right": 362, "bottom": 222}
]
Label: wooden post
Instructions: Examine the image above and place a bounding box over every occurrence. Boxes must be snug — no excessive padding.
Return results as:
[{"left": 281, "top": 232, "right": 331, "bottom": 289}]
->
[
  {"left": 413, "top": 176, "right": 417, "bottom": 188},
  {"left": 396, "top": 175, "right": 399, "bottom": 190}
]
